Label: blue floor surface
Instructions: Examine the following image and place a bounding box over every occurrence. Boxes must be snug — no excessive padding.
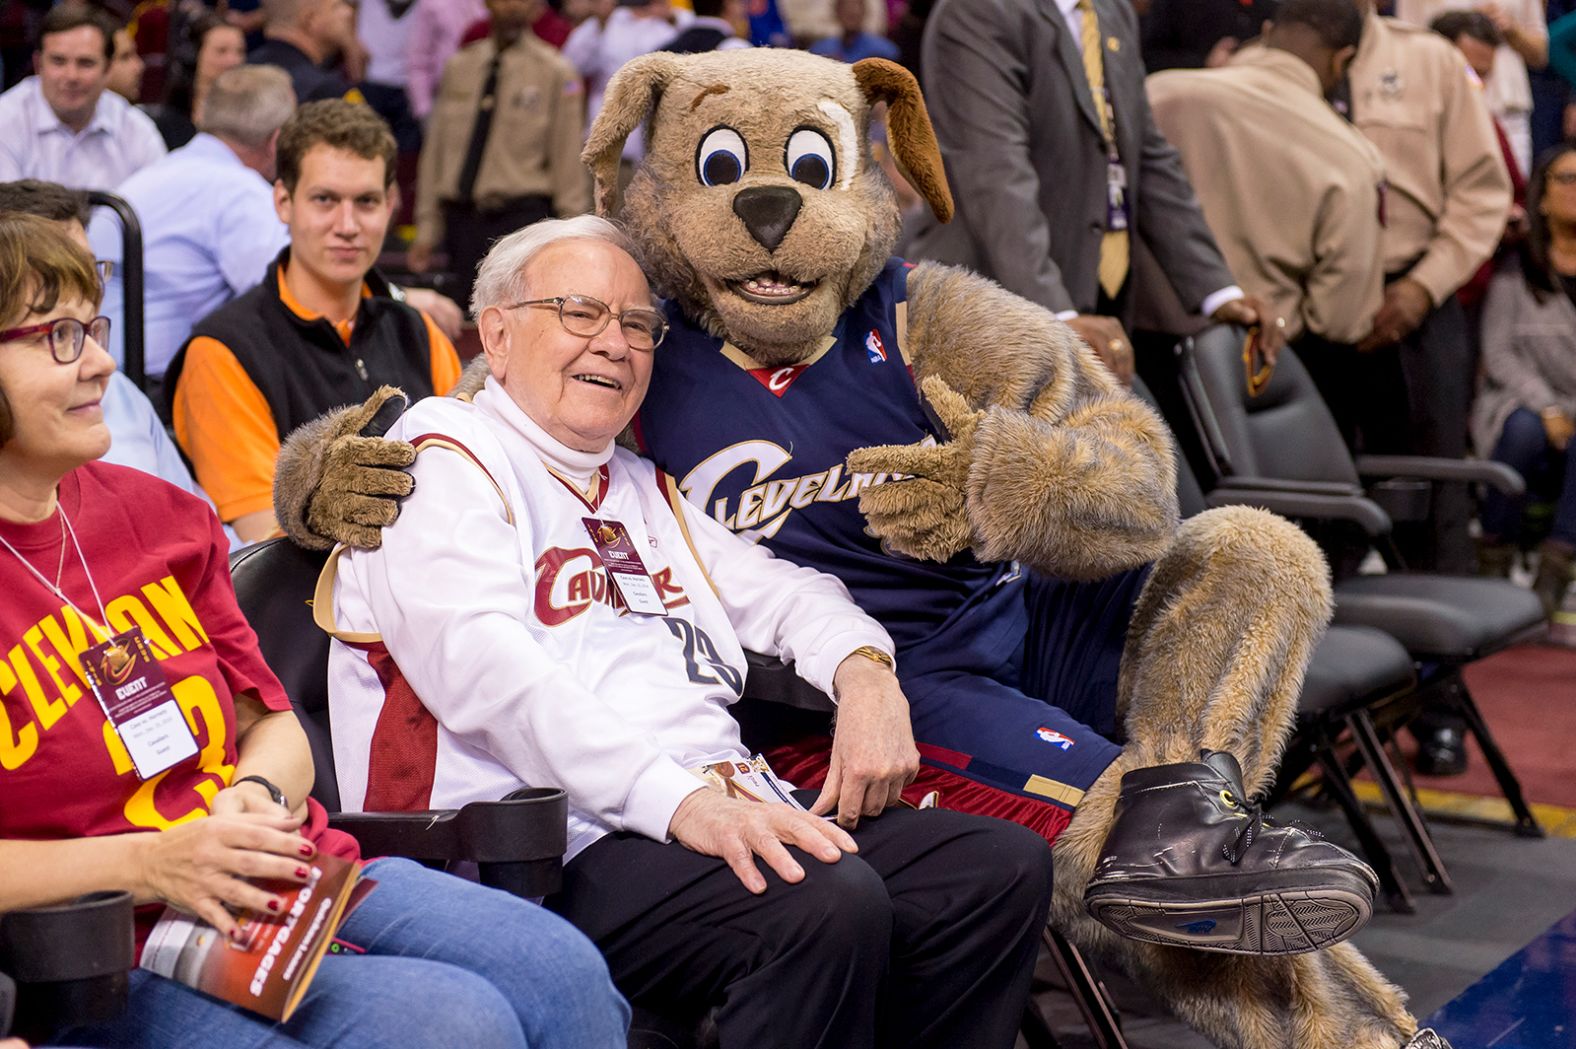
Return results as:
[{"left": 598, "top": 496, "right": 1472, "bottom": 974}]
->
[{"left": 1427, "top": 907, "right": 1576, "bottom": 1048}]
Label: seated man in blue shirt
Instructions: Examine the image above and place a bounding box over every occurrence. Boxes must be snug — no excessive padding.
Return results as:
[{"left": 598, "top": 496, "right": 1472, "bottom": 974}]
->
[
  {"left": 807, "top": 0, "right": 899, "bottom": 62},
  {"left": 0, "top": 178, "right": 240, "bottom": 548},
  {"left": 89, "top": 64, "right": 296, "bottom": 385}
]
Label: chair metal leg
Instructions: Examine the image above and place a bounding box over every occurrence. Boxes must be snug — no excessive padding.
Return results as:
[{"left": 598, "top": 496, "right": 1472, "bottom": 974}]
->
[
  {"left": 1347, "top": 709, "right": 1453, "bottom": 895},
  {"left": 1445, "top": 676, "right": 1544, "bottom": 838},
  {"left": 1313, "top": 735, "right": 1414, "bottom": 913},
  {"left": 1043, "top": 928, "right": 1129, "bottom": 1049},
  {"left": 1019, "top": 997, "right": 1064, "bottom": 1049}
]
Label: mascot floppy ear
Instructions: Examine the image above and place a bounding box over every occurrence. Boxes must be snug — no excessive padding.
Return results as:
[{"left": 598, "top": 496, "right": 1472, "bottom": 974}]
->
[
  {"left": 582, "top": 52, "right": 685, "bottom": 217},
  {"left": 852, "top": 58, "right": 954, "bottom": 223}
]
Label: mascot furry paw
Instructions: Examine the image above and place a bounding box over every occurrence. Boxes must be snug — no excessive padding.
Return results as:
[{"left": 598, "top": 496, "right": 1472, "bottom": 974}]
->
[{"left": 276, "top": 49, "right": 1417, "bottom": 1048}]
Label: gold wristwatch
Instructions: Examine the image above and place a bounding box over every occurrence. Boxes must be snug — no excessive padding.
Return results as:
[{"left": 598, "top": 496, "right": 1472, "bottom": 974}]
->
[{"left": 849, "top": 645, "right": 896, "bottom": 672}]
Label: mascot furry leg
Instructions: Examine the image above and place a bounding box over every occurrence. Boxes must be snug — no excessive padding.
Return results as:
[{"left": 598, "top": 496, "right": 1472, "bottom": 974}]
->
[{"left": 1058, "top": 506, "right": 1416, "bottom": 1048}]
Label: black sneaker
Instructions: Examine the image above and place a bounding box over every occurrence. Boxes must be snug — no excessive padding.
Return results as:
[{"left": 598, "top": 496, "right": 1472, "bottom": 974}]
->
[
  {"left": 1402, "top": 1029, "right": 1453, "bottom": 1048},
  {"left": 1414, "top": 724, "right": 1469, "bottom": 777},
  {"left": 1083, "top": 751, "right": 1378, "bottom": 955}
]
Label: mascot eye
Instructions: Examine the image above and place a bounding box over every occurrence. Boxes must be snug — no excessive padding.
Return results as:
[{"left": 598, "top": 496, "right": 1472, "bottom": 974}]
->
[
  {"left": 696, "top": 127, "right": 748, "bottom": 186},
  {"left": 784, "top": 128, "right": 835, "bottom": 190}
]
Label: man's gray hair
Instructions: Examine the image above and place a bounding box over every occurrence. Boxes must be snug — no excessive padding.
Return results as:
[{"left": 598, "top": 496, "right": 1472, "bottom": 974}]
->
[
  {"left": 471, "top": 216, "right": 638, "bottom": 319},
  {"left": 197, "top": 65, "right": 297, "bottom": 149}
]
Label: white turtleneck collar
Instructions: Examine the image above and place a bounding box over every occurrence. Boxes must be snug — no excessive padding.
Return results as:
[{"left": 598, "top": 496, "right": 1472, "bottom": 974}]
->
[{"left": 474, "top": 376, "right": 615, "bottom": 490}]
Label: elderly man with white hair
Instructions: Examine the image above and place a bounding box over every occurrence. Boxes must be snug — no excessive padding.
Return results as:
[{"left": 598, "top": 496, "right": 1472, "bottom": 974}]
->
[{"left": 321, "top": 215, "right": 1054, "bottom": 1049}]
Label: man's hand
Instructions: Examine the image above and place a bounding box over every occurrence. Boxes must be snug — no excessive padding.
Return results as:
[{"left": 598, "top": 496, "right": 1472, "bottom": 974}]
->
[
  {"left": 1204, "top": 35, "right": 1239, "bottom": 67},
  {"left": 1357, "top": 277, "right": 1433, "bottom": 354},
  {"left": 847, "top": 376, "right": 983, "bottom": 562},
  {"left": 810, "top": 654, "right": 919, "bottom": 829},
  {"left": 1064, "top": 314, "right": 1135, "bottom": 385},
  {"left": 1544, "top": 407, "right": 1575, "bottom": 451},
  {"left": 403, "top": 287, "right": 465, "bottom": 342},
  {"left": 1212, "top": 294, "right": 1286, "bottom": 363},
  {"left": 667, "top": 789, "right": 858, "bottom": 894},
  {"left": 406, "top": 240, "right": 435, "bottom": 275}
]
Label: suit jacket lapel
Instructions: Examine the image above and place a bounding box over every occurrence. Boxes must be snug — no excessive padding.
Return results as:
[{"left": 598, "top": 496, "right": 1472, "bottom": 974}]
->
[{"left": 1038, "top": 0, "right": 1103, "bottom": 137}]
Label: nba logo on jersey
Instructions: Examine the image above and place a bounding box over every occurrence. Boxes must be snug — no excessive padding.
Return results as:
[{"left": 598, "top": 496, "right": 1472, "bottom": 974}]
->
[
  {"left": 1035, "top": 727, "right": 1074, "bottom": 750},
  {"left": 865, "top": 330, "right": 887, "bottom": 364}
]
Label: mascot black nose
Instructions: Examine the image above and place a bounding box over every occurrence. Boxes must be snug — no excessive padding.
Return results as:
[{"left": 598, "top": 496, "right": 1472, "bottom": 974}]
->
[{"left": 732, "top": 186, "right": 803, "bottom": 252}]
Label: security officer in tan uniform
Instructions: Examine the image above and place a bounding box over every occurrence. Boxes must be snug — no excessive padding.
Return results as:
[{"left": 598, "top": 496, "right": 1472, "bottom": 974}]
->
[
  {"left": 408, "top": 0, "right": 592, "bottom": 304},
  {"left": 1147, "top": 0, "right": 1386, "bottom": 351},
  {"left": 1337, "top": 0, "right": 1511, "bottom": 575}
]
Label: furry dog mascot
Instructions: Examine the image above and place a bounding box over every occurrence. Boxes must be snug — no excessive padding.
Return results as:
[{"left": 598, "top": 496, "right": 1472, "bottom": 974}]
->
[{"left": 276, "top": 50, "right": 1424, "bottom": 1048}]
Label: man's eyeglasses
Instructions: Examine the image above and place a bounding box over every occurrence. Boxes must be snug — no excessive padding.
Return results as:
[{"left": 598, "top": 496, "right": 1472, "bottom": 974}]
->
[
  {"left": 507, "top": 294, "right": 669, "bottom": 351},
  {"left": 0, "top": 315, "right": 112, "bottom": 364}
]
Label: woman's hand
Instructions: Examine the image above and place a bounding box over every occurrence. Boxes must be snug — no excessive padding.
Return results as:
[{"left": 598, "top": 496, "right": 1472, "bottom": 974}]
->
[
  {"left": 208, "top": 780, "right": 290, "bottom": 819},
  {"left": 134, "top": 812, "right": 315, "bottom": 938}
]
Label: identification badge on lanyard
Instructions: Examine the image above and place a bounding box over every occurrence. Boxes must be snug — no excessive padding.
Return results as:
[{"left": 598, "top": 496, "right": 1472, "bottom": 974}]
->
[
  {"left": 582, "top": 517, "right": 668, "bottom": 615},
  {"left": 82, "top": 629, "right": 198, "bottom": 780},
  {"left": 1106, "top": 157, "right": 1129, "bottom": 232}
]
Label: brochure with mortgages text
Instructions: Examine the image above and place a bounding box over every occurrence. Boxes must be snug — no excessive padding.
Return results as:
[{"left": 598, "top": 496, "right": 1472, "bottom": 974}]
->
[{"left": 139, "top": 854, "right": 368, "bottom": 1021}]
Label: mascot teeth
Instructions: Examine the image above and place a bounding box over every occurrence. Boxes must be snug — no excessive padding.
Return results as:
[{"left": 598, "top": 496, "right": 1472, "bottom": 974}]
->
[{"left": 737, "top": 273, "right": 814, "bottom": 303}]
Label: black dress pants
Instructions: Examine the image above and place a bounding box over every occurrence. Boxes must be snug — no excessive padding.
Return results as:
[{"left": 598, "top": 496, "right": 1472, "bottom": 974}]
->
[
  {"left": 547, "top": 799, "right": 1052, "bottom": 1049},
  {"left": 1299, "top": 292, "right": 1476, "bottom": 574}
]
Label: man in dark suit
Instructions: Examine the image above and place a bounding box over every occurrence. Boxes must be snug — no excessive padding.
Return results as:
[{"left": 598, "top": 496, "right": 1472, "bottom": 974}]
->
[{"left": 910, "top": 0, "right": 1282, "bottom": 385}]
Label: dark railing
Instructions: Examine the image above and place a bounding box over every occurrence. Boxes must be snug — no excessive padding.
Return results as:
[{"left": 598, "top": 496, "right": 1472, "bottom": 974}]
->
[{"left": 87, "top": 191, "right": 146, "bottom": 394}]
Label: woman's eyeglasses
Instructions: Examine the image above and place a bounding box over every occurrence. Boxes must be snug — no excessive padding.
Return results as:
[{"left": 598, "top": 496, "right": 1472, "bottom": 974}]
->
[
  {"left": 0, "top": 315, "right": 112, "bottom": 364},
  {"left": 506, "top": 294, "right": 669, "bottom": 351}
]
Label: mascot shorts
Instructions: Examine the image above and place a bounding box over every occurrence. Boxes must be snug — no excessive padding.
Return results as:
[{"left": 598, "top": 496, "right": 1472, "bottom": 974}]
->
[{"left": 768, "top": 566, "right": 1146, "bottom": 845}]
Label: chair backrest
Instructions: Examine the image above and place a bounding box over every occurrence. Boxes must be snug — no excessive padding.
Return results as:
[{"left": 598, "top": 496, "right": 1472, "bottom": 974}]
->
[
  {"left": 228, "top": 538, "right": 339, "bottom": 810},
  {"left": 1132, "top": 375, "right": 1207, "bottom": 519},
  {"left": 1182, "top": 325, "right": 1362, "bottom": 488}
]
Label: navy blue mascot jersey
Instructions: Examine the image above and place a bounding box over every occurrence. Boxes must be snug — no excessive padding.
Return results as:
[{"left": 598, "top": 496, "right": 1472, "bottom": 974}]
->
[{"left": 635, "top": 259, "right": 1028, "bottom": 679}]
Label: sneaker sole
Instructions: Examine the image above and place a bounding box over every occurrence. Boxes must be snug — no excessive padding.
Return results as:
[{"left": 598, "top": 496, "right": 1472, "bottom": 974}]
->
[{"left": 1084, "top": 886, "right": 1373, "bottom": 955}]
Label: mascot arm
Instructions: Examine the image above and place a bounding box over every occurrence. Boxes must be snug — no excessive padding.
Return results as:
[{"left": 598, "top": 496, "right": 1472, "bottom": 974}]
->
[
  {"left": 906, "top": 262, "right": 1179, "bottom": 579},
  {"left": 272, "top": 354, "right": 490, "bottom": 552}
]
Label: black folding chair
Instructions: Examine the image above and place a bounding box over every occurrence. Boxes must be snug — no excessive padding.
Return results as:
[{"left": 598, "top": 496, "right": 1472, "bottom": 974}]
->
[
  {"left": 87, "top": 191, "right": 147, "bottom": 395},
  {"left": 1176, "top": 327, "right": 1546, "bottom": 868}
]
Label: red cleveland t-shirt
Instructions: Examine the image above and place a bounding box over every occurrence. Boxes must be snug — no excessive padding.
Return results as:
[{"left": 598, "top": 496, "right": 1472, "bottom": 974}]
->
[{"left": 0, "top": 462, "right": 356, "bottom": 948}]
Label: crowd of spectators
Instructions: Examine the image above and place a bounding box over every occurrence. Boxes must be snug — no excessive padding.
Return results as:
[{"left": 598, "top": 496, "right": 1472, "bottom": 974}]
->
[{"left": 1, "top": 0, "right": 1575, "bottom": 1042}]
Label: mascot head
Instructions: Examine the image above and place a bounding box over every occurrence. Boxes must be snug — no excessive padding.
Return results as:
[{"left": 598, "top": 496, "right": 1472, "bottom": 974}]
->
[{"left": 582, "top": 50, "right": 953, "bottom": 368}]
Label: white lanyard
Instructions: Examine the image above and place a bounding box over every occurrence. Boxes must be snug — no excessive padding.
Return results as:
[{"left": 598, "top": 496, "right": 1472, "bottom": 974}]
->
[{"left": 0, "top": 503, "right": 110, "bottom": 633}]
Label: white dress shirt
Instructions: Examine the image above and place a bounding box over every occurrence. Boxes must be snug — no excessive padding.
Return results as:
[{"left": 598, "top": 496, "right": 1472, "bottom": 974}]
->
[
  {"left": 0, "top": 77, "right": 165, "bottom": 190},
  {"left": 89, "top": 133, "right": 288, "bottom": 377}
]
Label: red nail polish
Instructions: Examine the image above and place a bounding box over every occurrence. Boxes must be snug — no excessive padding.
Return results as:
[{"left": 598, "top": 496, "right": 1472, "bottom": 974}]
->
[
  {"left": 295, "top": 866, "right": 309, "bottom": 879},
  {"left": 299, "top": 844, "right": 314, "bottom": 858},
  {"left": 267, "top": 898, "right": 282, "bottom": 913},
  {"left": 229, "top": 927, "right": 244, "bottom": 941}
]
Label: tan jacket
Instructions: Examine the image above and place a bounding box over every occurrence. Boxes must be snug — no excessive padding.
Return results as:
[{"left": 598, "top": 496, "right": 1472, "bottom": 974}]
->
[
  {"left": 415, "top": 35, "right": 591, "bottom": 248},
  {"left": 1148, "top": 49, "right": 1387, "bottom": 344},
  {"left": 1349, "top": 10, "right": 1511, "bottom": 305}
]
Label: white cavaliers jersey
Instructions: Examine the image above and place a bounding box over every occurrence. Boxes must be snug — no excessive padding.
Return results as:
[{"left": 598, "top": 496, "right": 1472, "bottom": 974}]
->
[{"left": 327, "top": 380, "right": 892, "bottom": 860}]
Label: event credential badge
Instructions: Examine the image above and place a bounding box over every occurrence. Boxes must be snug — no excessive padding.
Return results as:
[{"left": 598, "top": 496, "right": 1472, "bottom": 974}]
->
[
  {"left": 83, "top": 629, "right": 198, "bottom": 779},
  {"left": 582, "top": 517, "right": 668, "bottom": 615}
]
